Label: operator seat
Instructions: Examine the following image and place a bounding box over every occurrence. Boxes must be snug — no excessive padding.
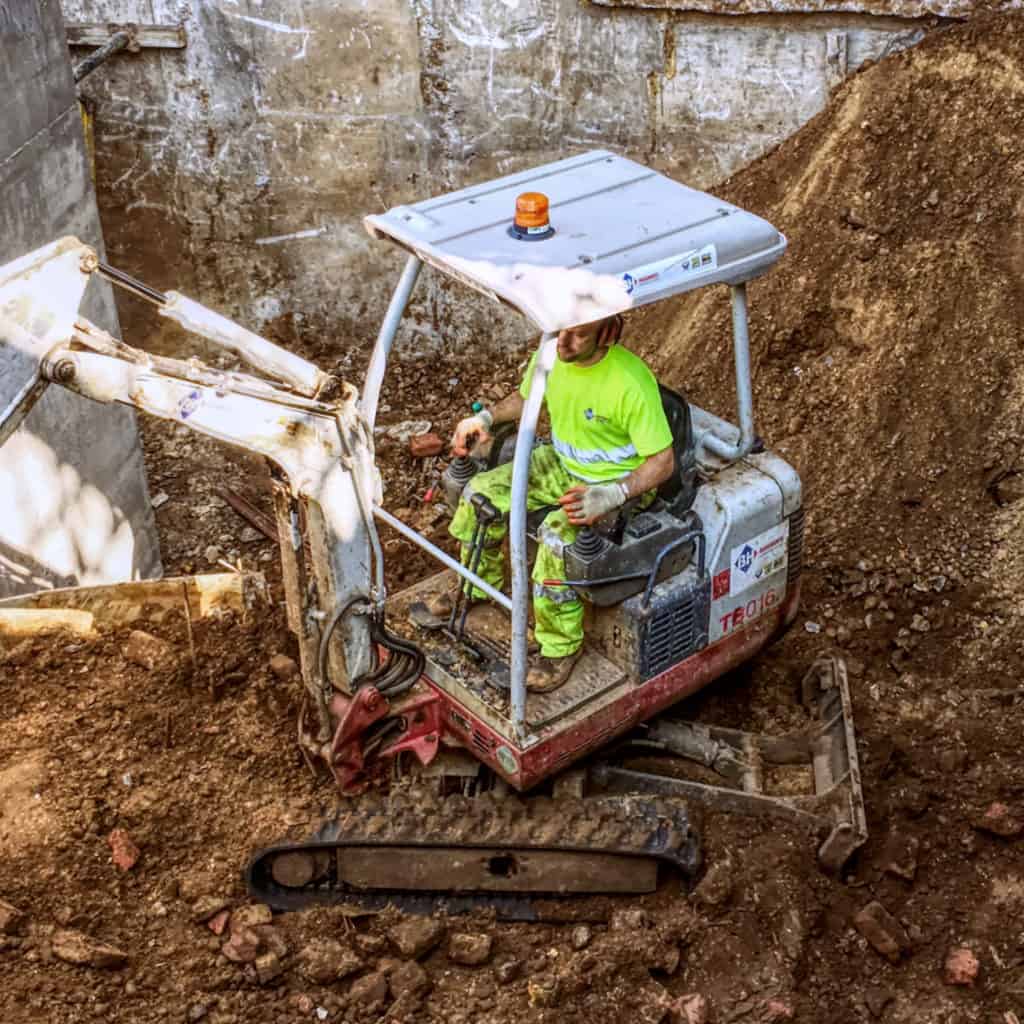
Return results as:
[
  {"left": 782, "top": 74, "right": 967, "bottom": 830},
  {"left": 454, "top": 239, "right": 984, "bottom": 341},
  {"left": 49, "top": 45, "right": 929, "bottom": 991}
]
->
[{"left": 655, "top": 384, "right": 699, "bottom": 517}]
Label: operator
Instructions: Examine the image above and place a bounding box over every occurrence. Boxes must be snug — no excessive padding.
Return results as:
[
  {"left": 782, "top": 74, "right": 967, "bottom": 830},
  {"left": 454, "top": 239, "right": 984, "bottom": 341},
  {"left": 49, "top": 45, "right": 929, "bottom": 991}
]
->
[{"left": 431, "top": 315, "right": 675, "bottom": 694}]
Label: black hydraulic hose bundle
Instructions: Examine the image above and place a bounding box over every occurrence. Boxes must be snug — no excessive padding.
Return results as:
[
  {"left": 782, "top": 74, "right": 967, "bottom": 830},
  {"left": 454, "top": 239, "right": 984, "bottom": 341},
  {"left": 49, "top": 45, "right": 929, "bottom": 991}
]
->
[
  {"left": 362, "top": 613, "right": 424, "bottom": 699},
  {"left": 317, "top": 598, "right": 424, "bottom": 702}
]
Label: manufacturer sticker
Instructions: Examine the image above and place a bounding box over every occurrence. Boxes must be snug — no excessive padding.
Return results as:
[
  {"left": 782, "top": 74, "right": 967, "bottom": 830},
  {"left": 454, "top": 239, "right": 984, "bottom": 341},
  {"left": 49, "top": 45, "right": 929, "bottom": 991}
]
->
[
  {"left": 729, "top": 521, "right": 789, "bottom": 596},
  {"left": 621, "top": 244, "right": 717, "bottom": 296}
]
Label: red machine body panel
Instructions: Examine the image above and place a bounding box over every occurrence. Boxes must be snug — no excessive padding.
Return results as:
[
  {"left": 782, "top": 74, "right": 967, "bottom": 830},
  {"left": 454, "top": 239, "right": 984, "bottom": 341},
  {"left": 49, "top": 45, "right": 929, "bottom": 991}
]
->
[{"left": 427, "top": 582, "right": 801, "bottom": 791}]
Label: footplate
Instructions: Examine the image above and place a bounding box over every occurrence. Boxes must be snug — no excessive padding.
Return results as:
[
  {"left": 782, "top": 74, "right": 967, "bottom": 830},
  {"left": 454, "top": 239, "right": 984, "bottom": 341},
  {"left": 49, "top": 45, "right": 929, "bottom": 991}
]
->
[{"left": 247, "top": 788, "right": 700, "bottom": 919}]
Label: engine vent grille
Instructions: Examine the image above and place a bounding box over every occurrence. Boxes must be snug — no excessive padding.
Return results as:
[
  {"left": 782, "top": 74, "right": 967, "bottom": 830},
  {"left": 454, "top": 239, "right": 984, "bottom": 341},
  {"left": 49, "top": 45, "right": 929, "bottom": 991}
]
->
[
  {"left": 640, "top": 596, "right": 697, "bottom": 679},
  {"left": 471, "top": 729, "right": 495, "bottom": 755},
  {"left": 787, "top": 507, "right": 806, "bottom": 587}
]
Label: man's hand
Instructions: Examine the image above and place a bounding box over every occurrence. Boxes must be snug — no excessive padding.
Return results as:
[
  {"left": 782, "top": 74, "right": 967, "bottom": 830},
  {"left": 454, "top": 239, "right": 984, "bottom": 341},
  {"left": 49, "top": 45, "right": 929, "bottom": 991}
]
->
[
  {"left": 451, "top": 411, "right": 493, "bottom": 457},
  {"left": 558, "top": 481, "right": 629, "bottom": 526}
]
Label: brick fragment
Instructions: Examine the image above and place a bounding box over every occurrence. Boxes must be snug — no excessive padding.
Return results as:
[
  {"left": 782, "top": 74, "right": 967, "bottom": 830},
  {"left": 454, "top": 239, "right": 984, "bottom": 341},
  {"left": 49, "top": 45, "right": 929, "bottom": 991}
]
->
[
  {"left": 410, "top": 433, "right": 444, "bottom": 458},
  {"left": 853, "top": 901, "right": 911, "bottom": 963}
]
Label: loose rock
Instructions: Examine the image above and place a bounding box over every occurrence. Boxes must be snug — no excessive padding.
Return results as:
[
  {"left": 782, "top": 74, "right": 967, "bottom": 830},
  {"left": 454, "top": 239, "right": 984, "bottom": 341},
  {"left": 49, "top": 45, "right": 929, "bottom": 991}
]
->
[
  {"left": 881, "top": 832, "right": 919, "bottom": 881},
  {"left": 191, "top": 896, "right": 230, "bottom": 924},
  {"left": 0, "top": 899, "right": 25, "bottom": 935},
  {"left": 388, "top": 959, "right": 431, "bottom": 999},
  {"left": 51, "top": 929, "right": 128, "bottom": 969},
  {"left": 448, "top": 932, "right": 492, "bottom": 966},
  {"left": 124, "top": 629, "right": 176, "bottom": 672},
  {"left": 348, "top": 970, "right": 389, "bottom": 1006},
  {"left": 972, "top": 802, "right": 1024, "bottom": 838},
  {"left": 668, "top": 993, "right": 708, "bottom": 1024},
  {"left": 570, "top": 924, "right": 592, "bottom": 951},
  {"left": 108, "top": 828, "right": 140, "bottom": 871},
  {"left": 269, "top": 654, "right": 299, "bottom": 680},
  {"left": 230, "top": 904, "right": 273, "bottom": 934},
  {"left": 389, "top": 916, "right": 445, "bottom": 959},
  {"left": 254, "top": 951, "right": 283, "bottom": 985},
  {"left": 853, "top": 901, "right": 911, "bottom": 963},
  {"left": 207, "top": 909, "right": 231, "bottom": 936},
  {"left": 298, "top": 938, "right": 361, "bottom": 985},
  {"left": 764, "top": 998, "right": 795, "bottom": 1021},
  {"left": 635, "top": 979, "right": 671, "bottom": 1024},
  {"left": 527, "top": 977, "right": 559, "bottom": 1008},
  {"left": 944, "top": 946, "right": 979, "bottom": 986},
  {"left": 693, "top": 859, "right": 733, "bottom": 909},
  {"left": 610, "top": 907, "right": 651, "bottom": 931},
  {"left": 409, "top": 432, "right": 444, "bottom": 458},
  {"left": 221, "top": 927, "right": 261, "bottom": 964},
  {"left": 496, "top": 959, "right": 522, "bottom": 984}
]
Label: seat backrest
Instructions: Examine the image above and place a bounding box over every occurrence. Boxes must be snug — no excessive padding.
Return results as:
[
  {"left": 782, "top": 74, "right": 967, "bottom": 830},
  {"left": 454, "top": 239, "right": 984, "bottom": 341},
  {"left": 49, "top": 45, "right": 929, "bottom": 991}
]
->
[{"left": 657, "top": 384, "right": 699, "bottom": 516}]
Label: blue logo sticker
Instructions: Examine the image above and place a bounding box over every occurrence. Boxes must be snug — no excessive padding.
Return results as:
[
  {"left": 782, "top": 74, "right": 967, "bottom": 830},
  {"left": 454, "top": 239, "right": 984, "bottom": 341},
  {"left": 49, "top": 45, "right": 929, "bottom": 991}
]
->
[
  {"left": 735, "top": 545, "right": 755, "bottom": 574},
  {"left": 178, "top": 389, "right": 202, "bottom": 421},
  {"left": 622, "top": 273, "right": 635, "bottom": 295}
]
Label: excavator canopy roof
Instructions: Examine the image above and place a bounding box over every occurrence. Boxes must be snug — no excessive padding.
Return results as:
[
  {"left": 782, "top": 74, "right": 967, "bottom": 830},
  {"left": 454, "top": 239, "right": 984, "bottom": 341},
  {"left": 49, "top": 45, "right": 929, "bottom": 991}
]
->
[{"left": 364, "top": 150, "right": 786, "bottom": 334}]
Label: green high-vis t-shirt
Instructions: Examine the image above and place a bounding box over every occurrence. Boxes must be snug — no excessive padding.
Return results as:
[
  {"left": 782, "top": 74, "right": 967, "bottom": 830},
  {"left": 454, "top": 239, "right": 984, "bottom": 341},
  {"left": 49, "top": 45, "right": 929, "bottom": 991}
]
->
[{"left": 519, "top": 343, "right": 674, "bottom": 483}]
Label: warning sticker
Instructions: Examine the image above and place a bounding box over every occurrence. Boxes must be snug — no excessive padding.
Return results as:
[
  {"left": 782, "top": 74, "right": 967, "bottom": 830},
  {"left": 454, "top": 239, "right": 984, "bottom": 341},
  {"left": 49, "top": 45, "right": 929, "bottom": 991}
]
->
[
  {"left": 729, "top": 521, "right": 789, "bottom": 596},
  {"left": 621, "top": 244, "right": 718, "bottom": 297}
]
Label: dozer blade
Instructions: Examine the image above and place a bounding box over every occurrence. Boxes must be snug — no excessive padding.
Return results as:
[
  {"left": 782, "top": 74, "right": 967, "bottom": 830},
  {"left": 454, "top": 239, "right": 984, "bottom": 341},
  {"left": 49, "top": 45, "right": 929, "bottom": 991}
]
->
[
  {"left": 247, "top": 788, "right": 700, "bottom": 920},
  {"left": 592, "top": 656, "right": 867, "bottom": 873}
]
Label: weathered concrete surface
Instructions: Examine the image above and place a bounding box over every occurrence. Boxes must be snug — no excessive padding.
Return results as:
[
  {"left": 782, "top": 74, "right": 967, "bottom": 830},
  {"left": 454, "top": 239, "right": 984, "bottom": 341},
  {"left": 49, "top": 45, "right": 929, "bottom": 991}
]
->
[
  {"left": 0, "top": 0, "right": 161, "bottom": 597},
  {"left": 654, "top": 21, "right": 927, "bottom": 182},
  {"left": 59, "top": 0, "right": 1003, "bottom": 357}
]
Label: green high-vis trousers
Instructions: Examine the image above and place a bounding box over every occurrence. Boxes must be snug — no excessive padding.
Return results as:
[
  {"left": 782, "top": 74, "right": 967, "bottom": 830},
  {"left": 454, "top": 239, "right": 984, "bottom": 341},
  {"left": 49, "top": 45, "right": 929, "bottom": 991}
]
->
[{"left": 449, "top": 445, "right": 583, "bottom": 659}]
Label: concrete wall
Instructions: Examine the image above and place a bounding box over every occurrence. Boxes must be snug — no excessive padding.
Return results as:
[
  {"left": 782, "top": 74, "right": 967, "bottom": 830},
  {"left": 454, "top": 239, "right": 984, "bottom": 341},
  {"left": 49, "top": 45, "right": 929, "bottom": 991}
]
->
[
  {"left": 0, "top": 0, "right": 161, "bottom": 597},
  {"left": 60, "top": 0, "right": 1010, "bottom": 359}
]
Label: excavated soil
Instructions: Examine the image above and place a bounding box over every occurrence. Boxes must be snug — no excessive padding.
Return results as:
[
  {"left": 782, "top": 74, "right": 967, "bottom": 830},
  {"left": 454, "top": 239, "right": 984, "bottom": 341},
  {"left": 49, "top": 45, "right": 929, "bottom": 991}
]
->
[{"left": 4, "top": 11, "right": 1024, "bottom": 1023}]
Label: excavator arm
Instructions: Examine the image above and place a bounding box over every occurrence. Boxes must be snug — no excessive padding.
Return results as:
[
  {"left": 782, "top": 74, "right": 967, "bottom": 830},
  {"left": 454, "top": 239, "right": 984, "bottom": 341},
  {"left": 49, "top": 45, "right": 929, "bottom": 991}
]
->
[{"left": 0, "top": 238, "right": 408, "bottom": 755}]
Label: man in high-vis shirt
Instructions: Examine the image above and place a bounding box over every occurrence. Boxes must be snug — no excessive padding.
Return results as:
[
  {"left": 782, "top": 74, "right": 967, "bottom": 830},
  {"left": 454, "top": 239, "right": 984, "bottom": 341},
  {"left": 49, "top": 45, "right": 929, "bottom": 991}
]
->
[{"left": 435, "top": 316, "right": 675, "bottom": 694}]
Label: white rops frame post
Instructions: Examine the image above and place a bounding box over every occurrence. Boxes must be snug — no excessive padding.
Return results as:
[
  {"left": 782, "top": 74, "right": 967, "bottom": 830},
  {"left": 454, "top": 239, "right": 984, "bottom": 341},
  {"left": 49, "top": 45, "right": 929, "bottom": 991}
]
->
[{"left": 361, "top": 149, "right": 786, "bottom": 738}]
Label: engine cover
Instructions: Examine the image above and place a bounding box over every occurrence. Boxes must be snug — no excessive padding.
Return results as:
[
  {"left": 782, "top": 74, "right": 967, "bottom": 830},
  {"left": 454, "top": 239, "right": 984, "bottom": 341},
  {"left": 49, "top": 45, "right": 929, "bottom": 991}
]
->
[{"left": 589, "top": 562, "right": 711, "bottom": 680}]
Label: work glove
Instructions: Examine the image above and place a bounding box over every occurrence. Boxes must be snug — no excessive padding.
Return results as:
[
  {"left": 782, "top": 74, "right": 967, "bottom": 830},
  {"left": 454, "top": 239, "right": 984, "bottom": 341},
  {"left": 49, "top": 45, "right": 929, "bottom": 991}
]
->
[
  {"left": 451, "top": 409, "right": 493, "bottom": 457},
  {"left": 558, "top": 481, "right": 629, "bottom": 526}
]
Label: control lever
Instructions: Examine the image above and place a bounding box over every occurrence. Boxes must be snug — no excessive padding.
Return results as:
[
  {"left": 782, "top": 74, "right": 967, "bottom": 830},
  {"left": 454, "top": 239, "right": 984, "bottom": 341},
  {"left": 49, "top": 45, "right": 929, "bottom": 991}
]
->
[{"left": 447, "top": 493, "right": 502, "bottom": 642}]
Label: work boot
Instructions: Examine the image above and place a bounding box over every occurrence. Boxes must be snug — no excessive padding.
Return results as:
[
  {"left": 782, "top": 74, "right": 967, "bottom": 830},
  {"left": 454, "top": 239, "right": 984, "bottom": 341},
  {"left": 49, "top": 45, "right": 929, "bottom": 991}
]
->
[
  {"left": 424, "top": 581, "right": 486, "bottom": 619},
  {"left": 526, "top": 649, "right": 582, "bottom": 694}
]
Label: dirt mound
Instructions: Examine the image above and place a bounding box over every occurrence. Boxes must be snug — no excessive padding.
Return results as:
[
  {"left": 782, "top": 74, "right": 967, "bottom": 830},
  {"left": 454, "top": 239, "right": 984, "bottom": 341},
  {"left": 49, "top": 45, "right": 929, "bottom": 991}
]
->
[{"left": 636, "top": 12, "right": 1024, "bottom": 673}]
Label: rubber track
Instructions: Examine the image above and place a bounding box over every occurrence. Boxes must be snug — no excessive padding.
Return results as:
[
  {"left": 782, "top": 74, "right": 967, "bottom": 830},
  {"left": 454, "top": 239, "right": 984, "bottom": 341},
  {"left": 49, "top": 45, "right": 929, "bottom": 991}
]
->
[{"left": 247, "top": 787, "right": 701, "bottom": 917}]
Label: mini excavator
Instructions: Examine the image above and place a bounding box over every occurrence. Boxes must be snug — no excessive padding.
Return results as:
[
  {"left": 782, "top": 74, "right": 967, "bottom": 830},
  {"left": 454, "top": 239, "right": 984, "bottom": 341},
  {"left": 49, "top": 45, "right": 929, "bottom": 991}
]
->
[{"left": 0, "top": 152, "right": 865, "bottom": 917}]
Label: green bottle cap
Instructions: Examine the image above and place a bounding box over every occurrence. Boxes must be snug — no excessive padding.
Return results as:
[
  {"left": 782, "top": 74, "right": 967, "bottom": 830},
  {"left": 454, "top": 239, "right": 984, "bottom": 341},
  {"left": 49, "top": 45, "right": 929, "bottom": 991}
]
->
[{"left": 471, "top": 401, "right": 483, "bottom": 413}]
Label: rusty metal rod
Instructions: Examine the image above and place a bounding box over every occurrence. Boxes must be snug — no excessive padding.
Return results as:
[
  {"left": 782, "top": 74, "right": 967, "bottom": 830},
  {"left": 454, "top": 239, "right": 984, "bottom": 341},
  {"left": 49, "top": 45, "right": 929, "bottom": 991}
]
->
[
  {"left": 73, "top": 31, "right": 133, "bottom": 83},
  {"left": 218, "top": 487, "right": 278, "bottom": 542}
]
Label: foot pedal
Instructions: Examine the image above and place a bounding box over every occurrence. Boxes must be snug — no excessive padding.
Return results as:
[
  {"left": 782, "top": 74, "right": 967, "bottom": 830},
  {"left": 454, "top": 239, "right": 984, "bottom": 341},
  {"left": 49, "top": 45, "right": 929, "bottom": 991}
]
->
[{"left": 408, "top": 601, "right": 445, "bottom": 631}]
